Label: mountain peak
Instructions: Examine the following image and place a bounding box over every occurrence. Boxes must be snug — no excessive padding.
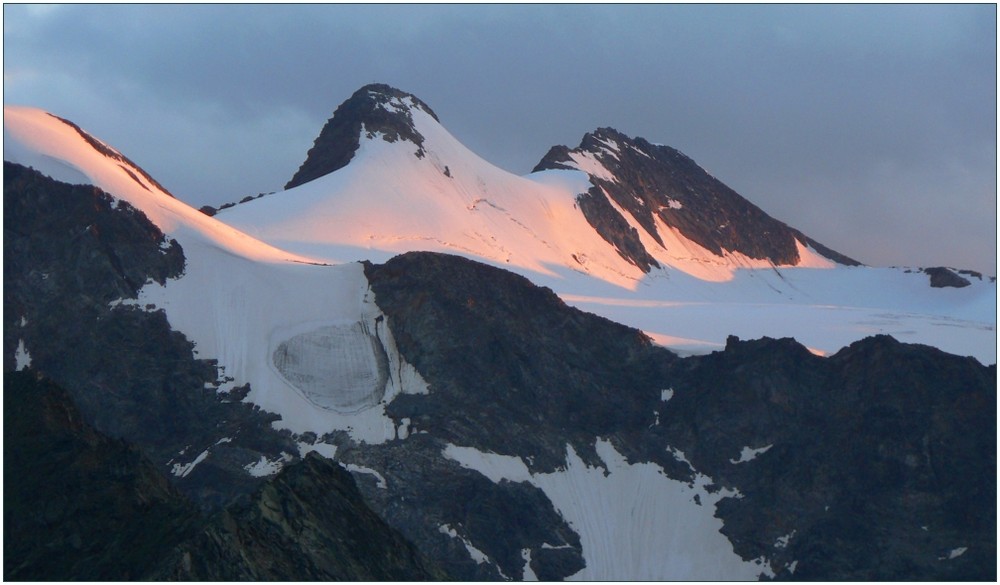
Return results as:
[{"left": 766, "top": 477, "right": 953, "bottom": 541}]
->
[
  {"left": 285, "top": 84, "right": 439, "bottom": 189},
  {"left": 359, "top": 83, "right": 439, "bottom": 122},
  {"left": 533, "top": 127, "right": 860, "bottom": 270}
]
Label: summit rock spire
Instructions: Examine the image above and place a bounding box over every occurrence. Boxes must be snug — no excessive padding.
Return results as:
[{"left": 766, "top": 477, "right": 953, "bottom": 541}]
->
[{"left": 285, "top": 84, "right": 440, "bottom": 189}]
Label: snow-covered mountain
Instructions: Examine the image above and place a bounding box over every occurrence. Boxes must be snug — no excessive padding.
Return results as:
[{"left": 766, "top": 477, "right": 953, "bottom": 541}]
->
[
  {"left": 220, "top": 83, "right": 849, "bottom": 283},
  {"left": 216, "top": 84, "right": 995, "bottom": 362},
  {"left": 3, "top": 88, "right": 996, "bottom": 581}
]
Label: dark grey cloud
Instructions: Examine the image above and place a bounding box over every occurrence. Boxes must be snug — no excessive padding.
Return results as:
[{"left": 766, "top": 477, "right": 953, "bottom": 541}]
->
[{"left": 3, "top": 4, "right": 995, "bottom": 274}]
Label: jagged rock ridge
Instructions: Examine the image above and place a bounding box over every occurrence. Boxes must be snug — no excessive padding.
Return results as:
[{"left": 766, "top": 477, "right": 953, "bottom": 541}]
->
[
  {"left": 4, "top": 371, "right": 447, "bottom": 581},
  {"left": 4, "top": 370, "right": 200, "bottom": 580},
  {"left": 534, "top": 127, "right": 860, "bottom": 271},
  {"left": 285, "top": 83, "right": 440, "bottom": 189}
]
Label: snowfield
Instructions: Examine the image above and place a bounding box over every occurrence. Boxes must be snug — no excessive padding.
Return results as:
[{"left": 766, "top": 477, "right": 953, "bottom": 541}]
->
[{"left": 444, "top": 440, "right": 773, "bottom": 580}]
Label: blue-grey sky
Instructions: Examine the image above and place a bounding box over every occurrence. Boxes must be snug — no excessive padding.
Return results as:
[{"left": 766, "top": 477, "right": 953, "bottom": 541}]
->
[{"left": 4, "top": 4, "right": 996, "bottom": 274}]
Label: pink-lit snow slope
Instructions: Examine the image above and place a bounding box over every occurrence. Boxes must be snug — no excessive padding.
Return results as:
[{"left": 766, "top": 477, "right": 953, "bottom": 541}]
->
[
  {"left": 218, "top": 98, "right": 833, "bottom": 288},
  {"left": 3, "top": 105, "right": 320, "bottom": 265}
]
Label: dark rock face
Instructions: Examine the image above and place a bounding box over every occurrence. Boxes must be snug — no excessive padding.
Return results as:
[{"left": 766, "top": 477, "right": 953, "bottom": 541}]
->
[
  {"left": 285, "top": 83, "right": 440, "bottom": 189},
  {"left": 317, "top": 251, "right": 678, "bottom": 580},
  {"left": 657, "top": 334, "right": 996, "bottom": 580},
  {"left": 356, "top": 252, "right": 993, "bottom": 581},
  {"left": 3, "top": 370, "right": 201, "bottom": 581},
  {"left": 156, "top": 452, "right": 446, "bottom": 581},
  {"left": 337, "top": 434, "right": 585, "bottom": 581},
  {"left": 4, "top": 371, "right": 448, "bottom": 581},
  {"left": 534, "top": 127, "right": 860, "bottom": 271},
  {"left": 576, "top": 185, "right": 661, "bottom": 272},
  {"left": 364, "top": 252, "right": 676, "bottom": 474},
  {"left": 923, "top": 266, "right": 973, "bottom": 288},
  {"left": 3, "top": 162, "right": 298, "bottom": 508}
]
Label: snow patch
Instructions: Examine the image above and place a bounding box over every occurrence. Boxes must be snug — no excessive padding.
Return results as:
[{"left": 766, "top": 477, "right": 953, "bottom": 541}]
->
[
  {"left": 344, "top": 463, "right": 388, "bottom": 489},
  {"left": 774, "top": 530, "right": 796, "bottom": 549},
  {"left": 661, "top": 388, "right": 674, "bottom": 402},
  {"left": 558, "top": 266, "right": 995, "bottom": 365},
  {"left": 438, "top": 524, "right": 493, "bottom": 567},
  {"left": 939, "top": 546, "right": 968, "bottom": 560},
  {"left": 14, "top": 339, "right": 32, "bottom": 371},
  {"left": 396, "top": 417, "right": 412, "bottom": 439},
  {"left": 442, "top": 444, "right": 533, "bottom": 484},
  {"left": 566, "top": 150, "right": 618, "bottom": 183},
  {"left": 243, "top": 452, "right": 294, "bottom": 477},
  {"left": 731, "top": 444, "right": 774, "bottom": 464},
  {"left": 521, "top": 548, "right": 538, "bottom": 581},
  {"left": 596, "top": 136, "right": 622, "bottom": 157},
  {"left": 296, "top": 441, "right": 338, "bottom": 460},
  {"left": 171, "top": 448, "right": 210, "bottom": 478}
]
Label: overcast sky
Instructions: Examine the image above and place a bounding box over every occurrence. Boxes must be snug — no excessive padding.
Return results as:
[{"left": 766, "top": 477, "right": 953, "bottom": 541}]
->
[{"left": 4, "top": 4, "right": 996, "bottom": 274}]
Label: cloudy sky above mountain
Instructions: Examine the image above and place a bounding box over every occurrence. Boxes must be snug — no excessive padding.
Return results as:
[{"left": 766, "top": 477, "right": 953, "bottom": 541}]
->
[{"left": 3, "top": 4, "right": 996, "bottom": 274}]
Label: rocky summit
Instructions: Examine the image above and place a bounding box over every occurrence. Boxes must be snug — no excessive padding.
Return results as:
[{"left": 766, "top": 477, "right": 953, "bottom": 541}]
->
[{"left": 285, "top": 83, "right": 440, "bottom": 189}]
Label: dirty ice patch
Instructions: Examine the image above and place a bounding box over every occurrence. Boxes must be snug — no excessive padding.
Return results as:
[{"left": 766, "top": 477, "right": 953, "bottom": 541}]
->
[
  {"left": 270, "top": 319, "right": 388, "bottom": 413},
  {"left": 443, "top": 439, "right": 769, "bottom": 580}
]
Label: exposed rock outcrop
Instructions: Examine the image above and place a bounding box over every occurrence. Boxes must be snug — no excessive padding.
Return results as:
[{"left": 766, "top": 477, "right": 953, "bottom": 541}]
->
[
  {"left": 156, "top": 452, "right": 447, "bottom": 581},
  {"left": 285, "top": 83, "right": 440, "bottom": 189},
  {"left": 923, "top": 266, "right": 973, "bottom": 288},
  {"left": 4, "top": 370, "right": 447, "bottom": 581},
  {"left": 4, "top": 370, "right": 201, "bottom": 580}
]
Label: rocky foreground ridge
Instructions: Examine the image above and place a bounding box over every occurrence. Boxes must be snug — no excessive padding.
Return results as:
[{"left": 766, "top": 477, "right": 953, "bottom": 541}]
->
[{"left": 4, "top": 370, "right": 446, "bottom": 581}]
